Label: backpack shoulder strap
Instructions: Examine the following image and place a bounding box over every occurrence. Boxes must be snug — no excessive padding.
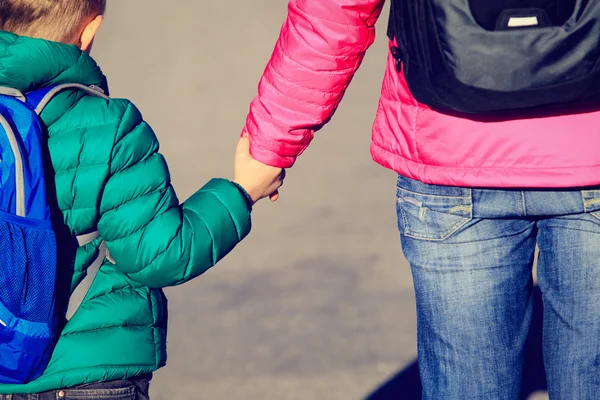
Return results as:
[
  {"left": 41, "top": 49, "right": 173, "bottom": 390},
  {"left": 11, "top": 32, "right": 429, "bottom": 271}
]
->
[
  {"left": 0, "top": 87, "right": 26, "bottom": 102},
  {"left": 26, "top": 83, "right": 108, "bottom": 115},
  {"left": 0, "top": 96, "right": 27, "bottom": 217},
  {"left": 24, "top": 83, "right": 110, "bottom": 321},
  {"left": 65, "top": 240, "right": 106, "bottom": 321}
]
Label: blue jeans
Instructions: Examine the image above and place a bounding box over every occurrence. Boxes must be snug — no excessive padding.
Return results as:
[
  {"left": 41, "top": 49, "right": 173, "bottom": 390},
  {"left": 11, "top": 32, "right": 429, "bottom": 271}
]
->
[
  {"left": 0, "top": 376, "right": 151, "bottom": 400},
  {"left": 397, "top": 175, "right": 600, "bottom": 400}
]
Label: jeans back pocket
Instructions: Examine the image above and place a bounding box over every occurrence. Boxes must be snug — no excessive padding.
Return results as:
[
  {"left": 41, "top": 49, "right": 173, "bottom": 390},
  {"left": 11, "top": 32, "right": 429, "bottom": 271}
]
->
[
  {"left": 582, "top": 189, "right": 600, "bottom": 222},
  {"left": 397, "top": 175, "right": 473, "bottom": 241}
]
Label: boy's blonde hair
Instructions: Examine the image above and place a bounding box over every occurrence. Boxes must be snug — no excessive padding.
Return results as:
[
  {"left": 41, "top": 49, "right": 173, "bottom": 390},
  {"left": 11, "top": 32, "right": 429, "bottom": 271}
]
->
[{"left": 0, "top": 0, "right": 105, "bottom": 43}]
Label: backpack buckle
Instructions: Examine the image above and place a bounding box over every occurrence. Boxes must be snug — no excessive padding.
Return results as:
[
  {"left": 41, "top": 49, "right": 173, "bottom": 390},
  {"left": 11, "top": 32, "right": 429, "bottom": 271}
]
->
[{"left": 390, "top": 46, "right": 402, "bottom": 72}]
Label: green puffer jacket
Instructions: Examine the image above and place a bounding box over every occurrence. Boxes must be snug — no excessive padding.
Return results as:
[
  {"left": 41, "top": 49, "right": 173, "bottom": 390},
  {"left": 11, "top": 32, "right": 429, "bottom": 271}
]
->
[{"left": 0, "top": 32, "right": 252, "bottom": 394}]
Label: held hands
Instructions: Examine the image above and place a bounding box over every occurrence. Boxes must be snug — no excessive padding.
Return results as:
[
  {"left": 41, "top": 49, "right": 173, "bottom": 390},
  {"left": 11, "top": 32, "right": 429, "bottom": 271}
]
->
[{"left": 234, "top": 134, "right": 285, "bottom": 204}]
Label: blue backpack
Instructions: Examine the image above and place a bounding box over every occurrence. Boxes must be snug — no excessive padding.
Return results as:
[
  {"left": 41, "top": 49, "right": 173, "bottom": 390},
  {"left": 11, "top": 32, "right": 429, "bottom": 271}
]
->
[{"left": 0, "top": 84, "right": 108, "bottom": 384}]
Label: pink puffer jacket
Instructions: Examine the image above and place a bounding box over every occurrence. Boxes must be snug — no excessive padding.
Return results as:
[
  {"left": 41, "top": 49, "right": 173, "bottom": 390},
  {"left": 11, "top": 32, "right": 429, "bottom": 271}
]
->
[{"left": 244, "top": 0, "right": 600, "bottom": 188}]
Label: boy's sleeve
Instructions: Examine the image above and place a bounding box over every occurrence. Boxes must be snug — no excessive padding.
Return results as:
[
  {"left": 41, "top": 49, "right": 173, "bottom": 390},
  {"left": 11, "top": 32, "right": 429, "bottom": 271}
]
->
[
  {"left": 244, "top": 0, "right": 386, "bottom": 168},
  {"left": 98, "top": 101, "right": 251, "bottom": 288}
]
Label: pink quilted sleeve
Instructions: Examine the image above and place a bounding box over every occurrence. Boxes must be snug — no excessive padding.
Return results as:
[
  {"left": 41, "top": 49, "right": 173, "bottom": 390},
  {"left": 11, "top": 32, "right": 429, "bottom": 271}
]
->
[{"left": 244, "top": 0, "right": 386, "bottom": 168}]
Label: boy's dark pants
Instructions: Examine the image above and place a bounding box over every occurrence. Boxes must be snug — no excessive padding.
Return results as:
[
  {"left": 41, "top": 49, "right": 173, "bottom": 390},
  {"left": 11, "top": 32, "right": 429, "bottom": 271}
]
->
[{"left": 0, "top": 376, "right": 151, "bottom": 400}]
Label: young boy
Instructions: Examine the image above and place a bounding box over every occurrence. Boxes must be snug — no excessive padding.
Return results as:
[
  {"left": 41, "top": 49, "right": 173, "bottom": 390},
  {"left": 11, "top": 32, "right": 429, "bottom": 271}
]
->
[{"left": 0, "top": 0, "right": 283, "bottom": 398}]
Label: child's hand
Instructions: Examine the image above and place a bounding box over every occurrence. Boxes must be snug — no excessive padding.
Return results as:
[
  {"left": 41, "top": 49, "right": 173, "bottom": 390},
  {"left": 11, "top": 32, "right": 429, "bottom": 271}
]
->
[{"left": 234, "top": 134, "right": 285, "bottom": 204}]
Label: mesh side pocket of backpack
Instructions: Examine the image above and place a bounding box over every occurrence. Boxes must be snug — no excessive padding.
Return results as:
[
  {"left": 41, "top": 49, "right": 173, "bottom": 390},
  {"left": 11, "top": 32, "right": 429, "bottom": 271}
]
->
[{"left": 0, "top": 217, "right": 57, "bottom": 324}]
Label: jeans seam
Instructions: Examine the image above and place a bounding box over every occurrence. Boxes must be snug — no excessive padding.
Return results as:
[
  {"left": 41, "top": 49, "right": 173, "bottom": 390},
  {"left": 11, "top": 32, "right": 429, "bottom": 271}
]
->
[
  {"left": 399, "top": 205, "right": 409, "bottom": 236},
  {"left": 589, "top": 212, "right": 600, "bottom": 222},
  {"left": 403, "top": 215, "right": 472, "bottom": 241},
  {"left": 521, "top": 191, "right": 527, "bottom": 217},
  {"left": 398, "top": 196, "right": 422, "bottom": 207},
  {"left": 581, "top": 190, "right": 588, "bottom": 213},
  {"left": 514, "top": 191, "right": 525, "bottom": 216},
  {"left": 65, "top": 387, "right": 135, "bottom": 395},
  {"left": 397, "top": 187, "right": 470, "bottom": 200}
]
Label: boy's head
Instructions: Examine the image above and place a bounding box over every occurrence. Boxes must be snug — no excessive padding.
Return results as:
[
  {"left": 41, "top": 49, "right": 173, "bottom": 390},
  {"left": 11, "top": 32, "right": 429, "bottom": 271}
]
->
[{"left": 0, "top": 0, "right": 105, "bottom": 51}]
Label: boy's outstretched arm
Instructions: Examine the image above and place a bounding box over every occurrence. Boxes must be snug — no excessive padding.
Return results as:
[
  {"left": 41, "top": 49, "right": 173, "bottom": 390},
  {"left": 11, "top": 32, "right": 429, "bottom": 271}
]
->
[{"left": 97, "top": 101, "right": 282, "bottom": 288}]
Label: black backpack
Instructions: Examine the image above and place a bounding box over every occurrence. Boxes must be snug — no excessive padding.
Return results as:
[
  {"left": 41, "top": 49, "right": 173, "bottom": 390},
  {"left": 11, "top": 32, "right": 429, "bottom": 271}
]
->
[{"left": 387, "top": 0, "right": 600, "bottom": 115}]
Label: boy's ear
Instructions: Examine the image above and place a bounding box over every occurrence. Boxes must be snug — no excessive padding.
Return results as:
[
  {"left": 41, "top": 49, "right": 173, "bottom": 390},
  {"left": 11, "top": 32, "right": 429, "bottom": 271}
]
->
[{"left": 79, "top": 15, "right": 103, "bottom": 53}]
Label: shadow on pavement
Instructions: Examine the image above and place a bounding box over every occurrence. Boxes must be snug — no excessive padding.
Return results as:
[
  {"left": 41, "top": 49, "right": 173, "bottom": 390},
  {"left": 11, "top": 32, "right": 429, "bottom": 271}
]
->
[{"left": 366, "top": 286, "right": 547, "bottom": 400}]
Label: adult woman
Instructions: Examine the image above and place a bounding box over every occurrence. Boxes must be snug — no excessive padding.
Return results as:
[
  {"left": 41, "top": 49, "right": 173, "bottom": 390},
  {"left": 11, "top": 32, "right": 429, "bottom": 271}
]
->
[{"left": 241, "top": 1, "right": 600, "bottom": 398}]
